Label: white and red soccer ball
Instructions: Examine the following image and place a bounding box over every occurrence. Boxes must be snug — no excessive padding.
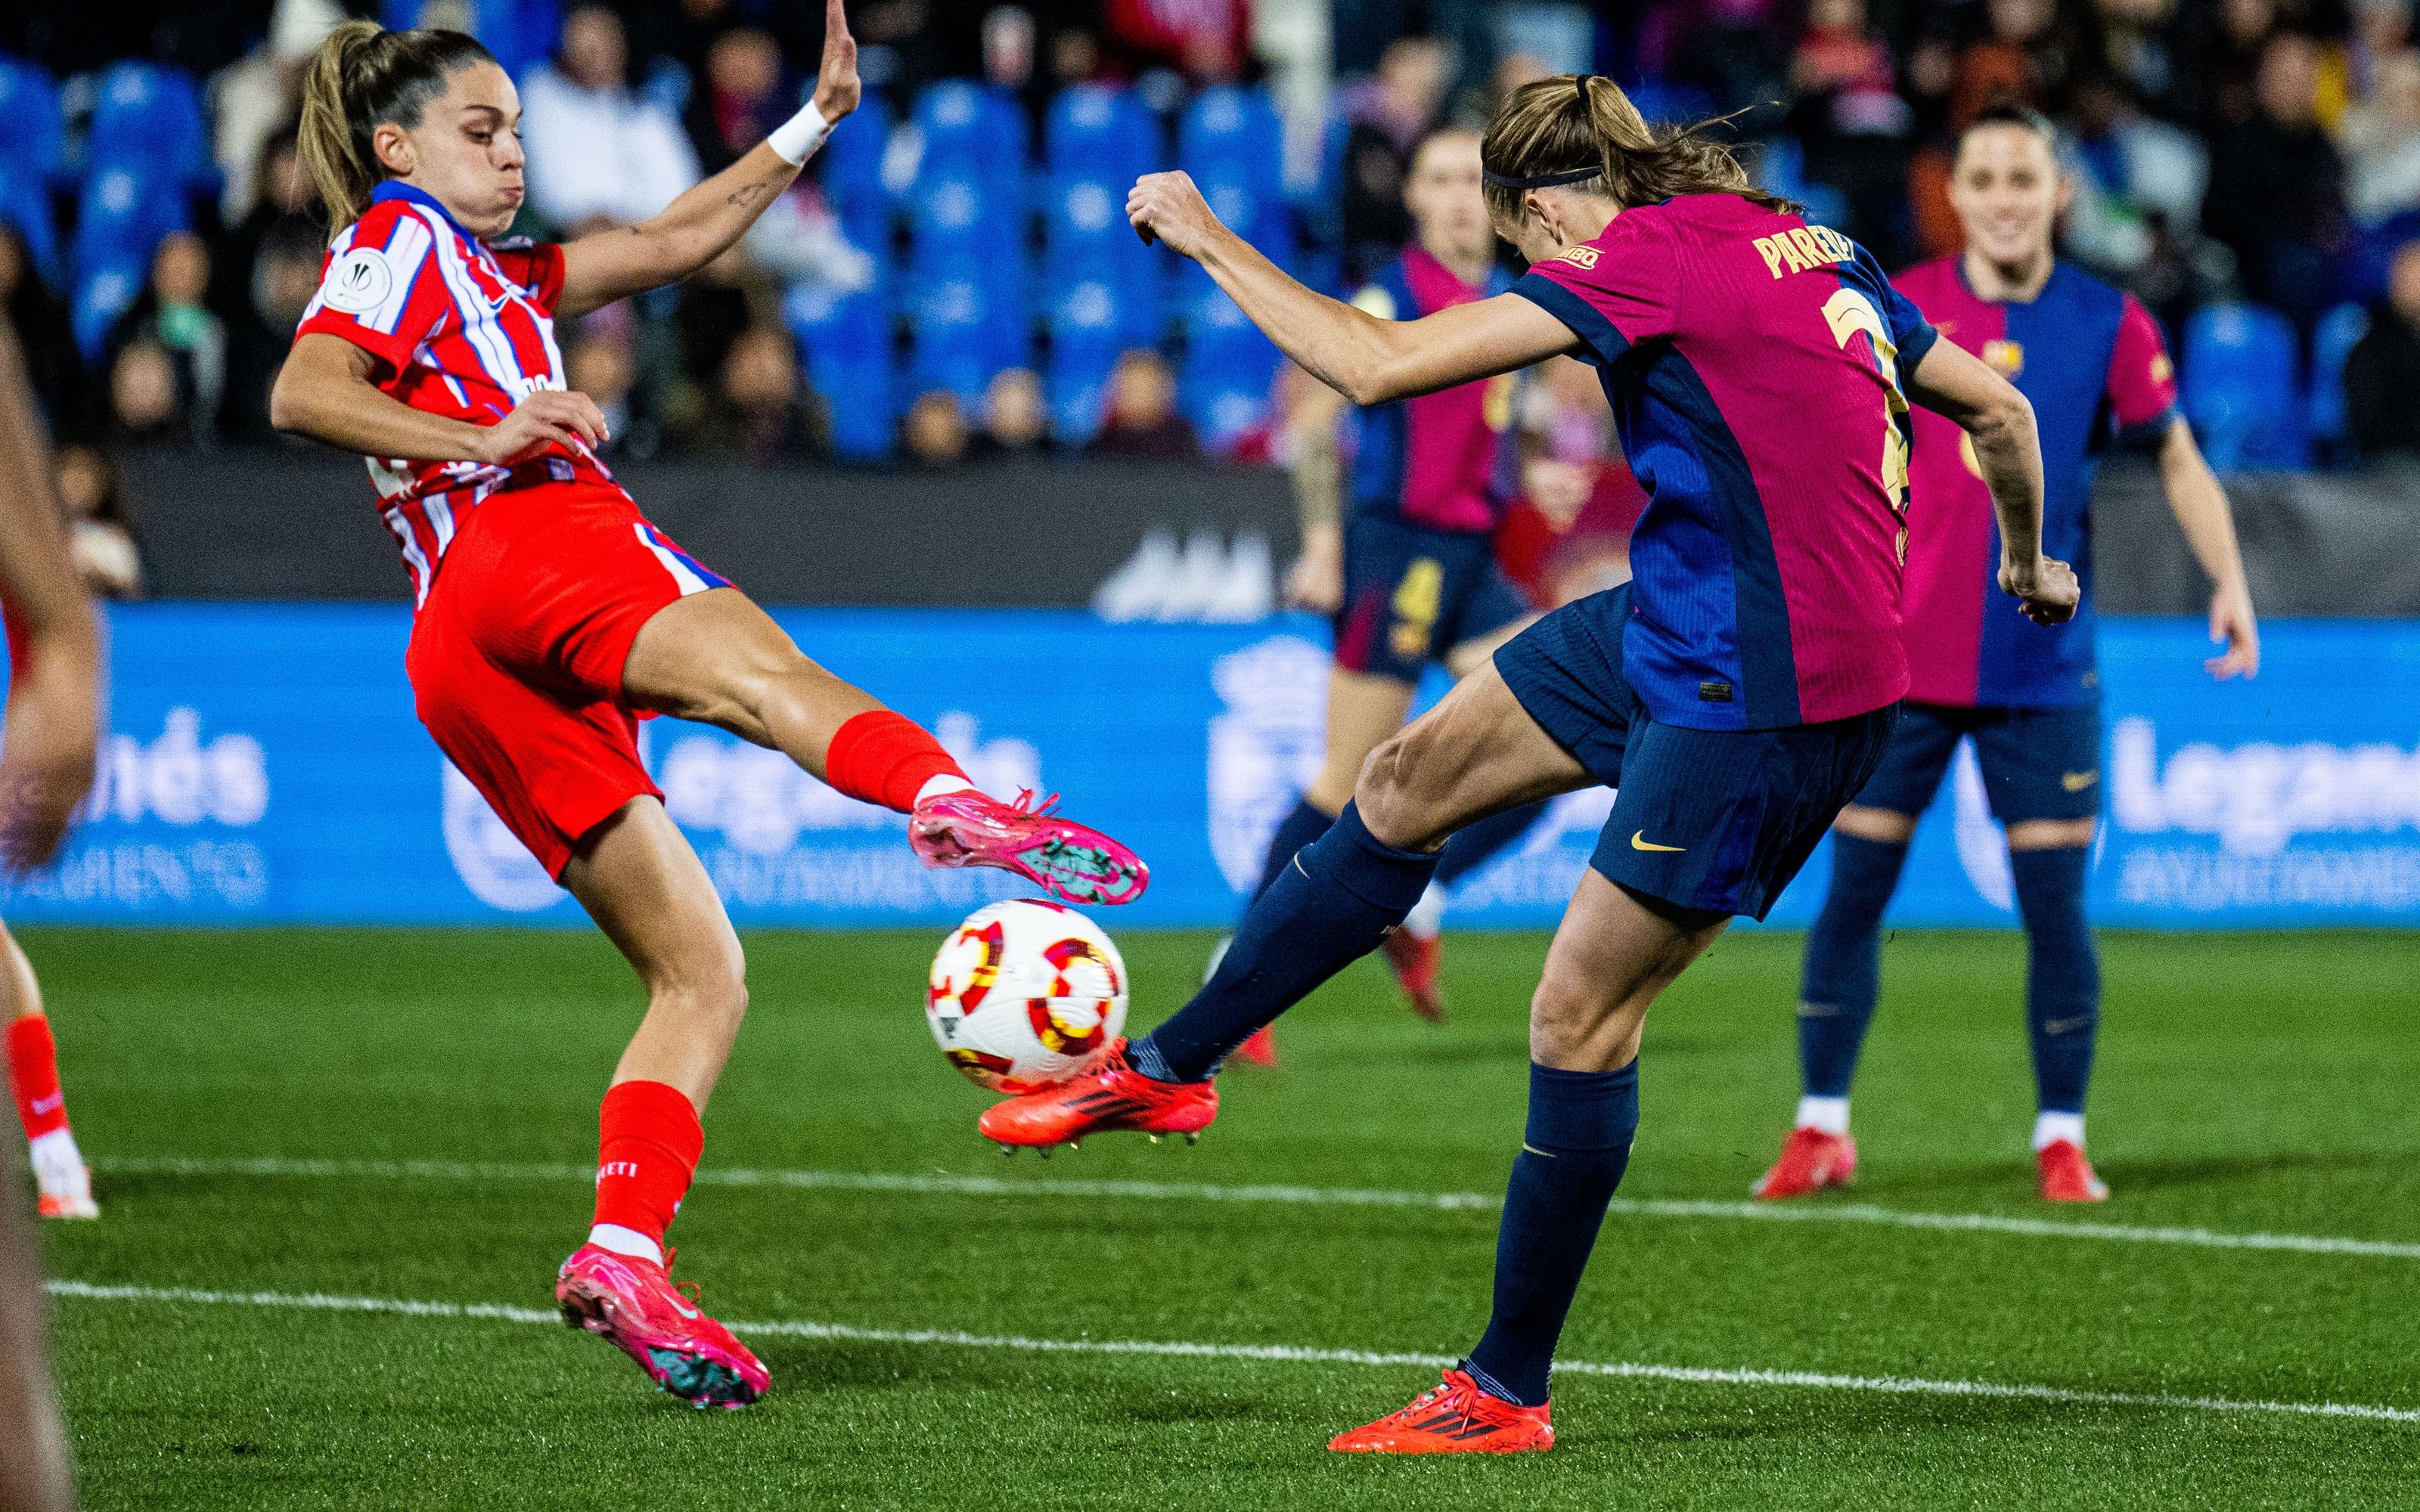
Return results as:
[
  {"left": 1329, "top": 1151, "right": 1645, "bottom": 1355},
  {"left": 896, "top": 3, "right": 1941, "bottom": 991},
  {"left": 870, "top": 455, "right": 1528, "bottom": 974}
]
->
[{"left": 926, "top": 899, "right": 1128, "bottom": 1093}]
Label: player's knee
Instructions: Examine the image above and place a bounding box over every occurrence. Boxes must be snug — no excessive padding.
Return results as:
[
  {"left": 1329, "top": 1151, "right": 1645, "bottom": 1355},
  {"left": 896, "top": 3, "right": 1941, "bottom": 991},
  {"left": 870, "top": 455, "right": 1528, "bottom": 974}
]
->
[
  {"left": 662, "top": 933, "right": 749, "bottom": 1032},
  {"left": 1528, "top": 971, "right": 1638, "bottom": 1070},
  {"left": 1353, "top": 725, "right": 1458, "bottom": 849}
]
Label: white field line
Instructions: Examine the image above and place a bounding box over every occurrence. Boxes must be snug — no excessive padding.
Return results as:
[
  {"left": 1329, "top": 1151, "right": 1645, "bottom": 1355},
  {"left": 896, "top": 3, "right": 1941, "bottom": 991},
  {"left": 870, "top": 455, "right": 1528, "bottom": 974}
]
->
[
  {"left": 96, "top": 1154, "right": 2420, "bottom": 1262},
  {"left": 45, "top": 1279, "right": 2420, "bottom": 1427}
]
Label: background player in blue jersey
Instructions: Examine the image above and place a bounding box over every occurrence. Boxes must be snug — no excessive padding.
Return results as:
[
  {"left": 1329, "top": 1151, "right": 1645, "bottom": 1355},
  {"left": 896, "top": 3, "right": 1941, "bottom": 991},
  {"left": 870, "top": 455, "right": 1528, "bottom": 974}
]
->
[
  {"left": 979, "top": 76, "right": 2077, "bottom": 1452},
  {"left": 1233, "top": 126, "right": 1546, "bottom": 1042},
  {"left": 1755, "top": 105, "right": 2260, "bottom": 1207}
]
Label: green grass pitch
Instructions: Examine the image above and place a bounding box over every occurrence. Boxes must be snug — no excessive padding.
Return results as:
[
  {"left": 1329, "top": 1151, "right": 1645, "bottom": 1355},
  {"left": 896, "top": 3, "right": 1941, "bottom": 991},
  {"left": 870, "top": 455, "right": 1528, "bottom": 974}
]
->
[{"left": 26, "top": 926, "right": 2420, "bottom": 1510}]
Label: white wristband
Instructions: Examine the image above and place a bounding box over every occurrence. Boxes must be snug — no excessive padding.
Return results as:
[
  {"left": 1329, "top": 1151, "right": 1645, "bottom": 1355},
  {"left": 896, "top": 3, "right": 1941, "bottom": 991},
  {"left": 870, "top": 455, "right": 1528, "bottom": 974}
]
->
[{"left": 767, "top": 101, "right": 832, "bottom": 166}]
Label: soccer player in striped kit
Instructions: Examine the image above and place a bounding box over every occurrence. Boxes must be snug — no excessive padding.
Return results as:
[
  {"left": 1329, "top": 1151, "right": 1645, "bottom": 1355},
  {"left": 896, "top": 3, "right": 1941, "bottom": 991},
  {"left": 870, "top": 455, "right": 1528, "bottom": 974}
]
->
[
  {"left": 272, "top": 6, "right": 1146, "bottom": 1408},
  {"left": 1754, "top": 105, "right": 2259, "bottom": 1206},
  {"left": 1237, "top": 125, "right": 1545, "bottom": 1043},
  {"left": 979, "top": 76, "right": 2076, "bottom": 1450}
]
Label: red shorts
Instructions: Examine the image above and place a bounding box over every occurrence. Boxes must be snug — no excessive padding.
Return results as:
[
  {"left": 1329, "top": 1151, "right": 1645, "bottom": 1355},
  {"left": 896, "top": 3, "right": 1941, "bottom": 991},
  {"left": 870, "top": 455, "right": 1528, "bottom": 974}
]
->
[{"left": 405, "top": 479, "right": 731, "bottom": 878}]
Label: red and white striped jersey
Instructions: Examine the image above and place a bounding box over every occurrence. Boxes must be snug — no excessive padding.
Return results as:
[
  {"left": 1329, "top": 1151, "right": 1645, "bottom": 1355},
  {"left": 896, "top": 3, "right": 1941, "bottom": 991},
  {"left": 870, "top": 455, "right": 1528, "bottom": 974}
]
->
[{"left": 294, "top": 180, "right": 613, "bottom": 603}]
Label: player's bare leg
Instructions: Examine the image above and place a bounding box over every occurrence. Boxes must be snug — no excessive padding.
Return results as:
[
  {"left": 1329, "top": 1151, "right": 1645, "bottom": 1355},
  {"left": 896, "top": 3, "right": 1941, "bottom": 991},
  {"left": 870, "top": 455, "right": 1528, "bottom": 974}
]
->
[
  {"left": 0, "top": 924, "right": 92, "bottom": 1220},
  {"left": 622, "top": 588, "right": 1146, "bottom": 905},
  {"left": 551, "top": 798, "right": 768, "bottom": 1408},
  {"left": 1335, "top": 871, "right": 1725, "bottom": 1452},
  {"left": 983, "top": 666, "right": 1590, "bottom": 1149}
]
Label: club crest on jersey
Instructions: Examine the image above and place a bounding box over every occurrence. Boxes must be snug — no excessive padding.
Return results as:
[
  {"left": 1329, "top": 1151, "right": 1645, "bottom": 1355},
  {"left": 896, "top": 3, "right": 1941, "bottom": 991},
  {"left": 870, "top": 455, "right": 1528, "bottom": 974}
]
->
[
  {"left": 323, "top": 247, "right": 395, "bottom": 314},
  {"left": 1982, "top": 338, "right": 2024, "bottom": 376},
  {"left": 1554, "top": 246, "right": 1600, "bottom": 269}
]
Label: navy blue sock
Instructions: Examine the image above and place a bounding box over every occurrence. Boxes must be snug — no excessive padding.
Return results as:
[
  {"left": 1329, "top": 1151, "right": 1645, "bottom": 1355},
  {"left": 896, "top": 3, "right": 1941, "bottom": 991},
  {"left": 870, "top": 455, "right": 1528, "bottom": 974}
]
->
[
  {"left": 1133, "top": 801, "right": 1438, "bottom": 1083},
  {"left": 1797, "top": 835, "right": 1911, "bottom": 1098},
  {"left": 1463, "top": 1061, "right": 1640, "bottom": 1408},
  {"left": 2010, "top": 845, "right": 2098, "bottom": 1114},
  {"left": 1251, "top": 796, "right": 1336, "bottom": 900},
  {"left": 1432, "top": 800, "right": 1550, "bottom": 889}
]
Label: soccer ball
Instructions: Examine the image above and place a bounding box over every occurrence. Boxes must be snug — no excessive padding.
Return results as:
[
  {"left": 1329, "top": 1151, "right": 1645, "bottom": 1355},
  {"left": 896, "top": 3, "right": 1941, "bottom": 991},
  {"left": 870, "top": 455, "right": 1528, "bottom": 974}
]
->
[{"left": 926, "top": 899, "right": 1128, "bottom": 1093}]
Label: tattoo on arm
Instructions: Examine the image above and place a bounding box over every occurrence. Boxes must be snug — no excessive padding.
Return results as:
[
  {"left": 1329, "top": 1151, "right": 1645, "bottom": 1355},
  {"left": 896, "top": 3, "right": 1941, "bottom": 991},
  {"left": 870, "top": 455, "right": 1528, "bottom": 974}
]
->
[{"left": 722, "top": 178, "right": 774, "bottom": 209}]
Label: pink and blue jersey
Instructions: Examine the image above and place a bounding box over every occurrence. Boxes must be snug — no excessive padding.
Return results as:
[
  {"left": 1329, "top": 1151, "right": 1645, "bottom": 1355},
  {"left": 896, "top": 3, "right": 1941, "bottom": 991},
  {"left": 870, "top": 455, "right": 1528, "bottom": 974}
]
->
[
  {"left": 1894, "top": 259, "right": 2179, "bottom": 708},
  {"left": 1514, "top": 194, "right": 1936, "bottom": 730},
  {"left": 1348, "top": 246, "right": 1521, "bottom": 532}
]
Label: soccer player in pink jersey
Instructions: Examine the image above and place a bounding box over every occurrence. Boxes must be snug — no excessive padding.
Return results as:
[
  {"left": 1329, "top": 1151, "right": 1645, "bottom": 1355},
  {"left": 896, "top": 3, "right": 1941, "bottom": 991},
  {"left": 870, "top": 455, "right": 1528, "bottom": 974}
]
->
[
  {"left": 1228, "top": 126, "right": 1546, "bottom": 1046},
  {"left": 978, "top": 76, "right": 2077, "bottom": 1452},
  {"left": 1755, "top": 105, "right": 2259, "bottom": 1207},
  {"left": 270, "top": 7, "right": 1145, "bottom": 1409}
]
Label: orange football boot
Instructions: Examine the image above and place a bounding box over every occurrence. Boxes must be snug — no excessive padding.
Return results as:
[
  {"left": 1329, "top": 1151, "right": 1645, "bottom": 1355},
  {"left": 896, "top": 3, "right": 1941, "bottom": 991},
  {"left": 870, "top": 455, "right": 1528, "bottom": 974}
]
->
[
  {"left": 1752, "top": 1126, "right": 1857, "bottom": 1198},
  {"left": 2037, "top": 1139, "right": 2109, "bottom": 1202},
  {"left": 977, "top": 1039, "right": 1218, "bottom": 1151},
  {"left": 1328, "top": 1368, "right": 1555, "bottom": 1454},
  {"left": 1381, "top": 929, "right": 1445, "bottom": 1022},
  {"left": 1233, "top": 1026, "right": 1277, "bottom": 1067}
]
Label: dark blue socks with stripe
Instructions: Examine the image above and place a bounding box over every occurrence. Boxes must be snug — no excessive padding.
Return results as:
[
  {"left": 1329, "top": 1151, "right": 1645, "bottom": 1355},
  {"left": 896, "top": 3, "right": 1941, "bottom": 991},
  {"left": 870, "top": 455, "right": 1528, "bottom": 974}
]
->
[
  {"left": 2011, "top": 845, "right": 2097, "bottom": 1114},
  {"left": 1134, "top": 801, "right": 1438, "bottom": 1084},
  {"left": 1464, "top": 1061, "right": 1641, "bottom": 1408},
  {"left": 1798, "top": 834, "right": 1910, "bottom": 1097},
  {"left": 1250, "top": 796, "right": 1336, "bottom": 900}
]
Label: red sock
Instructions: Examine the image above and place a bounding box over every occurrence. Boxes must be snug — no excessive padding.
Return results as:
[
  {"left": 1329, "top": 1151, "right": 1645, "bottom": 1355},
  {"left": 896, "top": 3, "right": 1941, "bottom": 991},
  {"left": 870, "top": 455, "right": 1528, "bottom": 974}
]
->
[
  {"left": 824, "top": 710, "right": 967, "bottom": 813},
  {"left": 591, "top": 1080, "right": 703, "bottom": 1253},
  {"left": 6, "top": 1016, "right": 67, "bottom": 1141}
]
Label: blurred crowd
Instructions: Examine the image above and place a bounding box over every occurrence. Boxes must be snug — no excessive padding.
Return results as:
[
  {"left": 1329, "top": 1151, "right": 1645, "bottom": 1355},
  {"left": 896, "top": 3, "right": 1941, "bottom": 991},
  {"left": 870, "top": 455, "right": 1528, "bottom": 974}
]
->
[{"left": 2, "top": 0, "right": 2418, "bottom": 500}]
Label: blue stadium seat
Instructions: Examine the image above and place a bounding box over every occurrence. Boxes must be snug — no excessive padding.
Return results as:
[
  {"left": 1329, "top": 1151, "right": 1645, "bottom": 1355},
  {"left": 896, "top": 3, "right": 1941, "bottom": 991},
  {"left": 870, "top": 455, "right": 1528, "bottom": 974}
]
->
[
  {"left": 71, "top": 259, "right": 144, "bottom": 364},
  {"left": 909, "top": 273, "right": 1030, "bottom": 405},
  {"left": 1045, "top": 84, "right": 1159, "bottom": 184},
  {"left": 822, "top": 88, "right": 893, "bottom": 221},
  {"left": 0, "top": 57, "right": 64, "bottom": 188},
  {"left": 1045, "top": 258, "right": 1163, "bottom": 354},
  {"left": 914, "top": 81, "right": 1029, "bottom": 183},
  {"left": 784, "top": 281, "right": 897, "bottom": 463},
  {"left": 2180, "top": 302, "right": 2310, "bottom": 471},
  {"left": 0, "top": 161, "right": 62, "bottom": 287},
  {"left": 1046, "top": 343, "right": 1118, "bottom": 444},
  {"left": 380, "top": 0, "right": 559, "bottom": 78},
  {"left": 2306, "top": 301, "right": 2370, "bottom": 451},
  {"left": 85, "top": 63, "right": 212, "bottom": 190},
  {"left": 72, "top": 165, "right": 186, "bottom": 284},
  {"left": 1181, "top": 287, "right": 1280, "bottom": 454},
  {"left": 1178, "top": 85, "right": 1283, "bottom": 202}
]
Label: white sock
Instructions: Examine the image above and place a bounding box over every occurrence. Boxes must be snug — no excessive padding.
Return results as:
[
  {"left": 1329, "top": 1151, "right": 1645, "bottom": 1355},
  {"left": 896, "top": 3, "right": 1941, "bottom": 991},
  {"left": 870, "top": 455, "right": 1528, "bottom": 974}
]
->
[
  {"left": 1795, "top": 1095, "right": 1850, "bottom": 1137},
  {"left": 2032, "top": 1111, "right": 2084, "bottom": 1152},
  {"left": 915, "top": 773, "right": 974, "bottom": 804},
  {"left": 27, "top": 1128, "right": 83, "bottom": 1194},
  {"left": 1401, "top": 881, "right": 1447, "bottom": 941},
  {"left": 586, "top": 1222, "right": 664, "bottom": 1266}
]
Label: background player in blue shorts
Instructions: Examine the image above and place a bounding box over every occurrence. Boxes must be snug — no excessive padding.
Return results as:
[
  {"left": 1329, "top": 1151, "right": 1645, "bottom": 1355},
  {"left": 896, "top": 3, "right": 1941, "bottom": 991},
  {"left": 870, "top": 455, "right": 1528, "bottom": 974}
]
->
[
  {"left": 979, "top": 76, "right": 2077, "bottom": 1452},
  {"left": 1755, "top": 105, "right": 2260, "bottom": 1206}
]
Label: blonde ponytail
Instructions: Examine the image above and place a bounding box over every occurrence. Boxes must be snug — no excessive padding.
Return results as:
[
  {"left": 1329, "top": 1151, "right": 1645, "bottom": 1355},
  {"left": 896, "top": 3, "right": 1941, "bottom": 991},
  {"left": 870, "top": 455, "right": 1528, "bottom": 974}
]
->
[
  {"left": 1481, "top": 75, "right": 1793, "bottom": 229},
  {"left": 295, "top": 20, "right": 498, "bottom": 234}
]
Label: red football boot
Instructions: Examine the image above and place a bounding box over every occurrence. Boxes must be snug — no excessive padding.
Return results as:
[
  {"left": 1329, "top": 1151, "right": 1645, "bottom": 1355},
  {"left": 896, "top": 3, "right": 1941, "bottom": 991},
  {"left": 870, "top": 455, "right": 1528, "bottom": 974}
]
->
[
  {"left": 911, "top": 788, "right": 1149, "bottom": 906},
  {"left": 1233, "top": 1026, "right": 1278, "bottom": 1067},
  {"left": 1752, "top": 1126, "right": 1857, "bottom": 1199},
  {"left": 2037, "top": 1139, "right": 2109, "bottom": 1202},
  {"left": 1328, "top": 1368, "right": 1555, "bottom": 1454},
  {"left": 977, "top": 1039, "right": 1218, "bottom": 1151},
  {"left": 1381, "top": 929, "right": 1445, "bottom": 1022},
  {"left": 555, "top": 1244, "right": 769, "bottom": 1409}
]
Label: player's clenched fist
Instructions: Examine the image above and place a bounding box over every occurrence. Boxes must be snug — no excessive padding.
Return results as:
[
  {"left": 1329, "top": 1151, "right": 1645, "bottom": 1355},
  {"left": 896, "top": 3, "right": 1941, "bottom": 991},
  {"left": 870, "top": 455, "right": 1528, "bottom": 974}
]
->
[
  {"left": 472, "top": 389, "right": 612, "bottom": 465},
  {"left": 1128, "top": 171, "right": 1224, "bottom": 259},
  {"left": 2000, "top": 553, "right": 2080, "bottom": 626}
]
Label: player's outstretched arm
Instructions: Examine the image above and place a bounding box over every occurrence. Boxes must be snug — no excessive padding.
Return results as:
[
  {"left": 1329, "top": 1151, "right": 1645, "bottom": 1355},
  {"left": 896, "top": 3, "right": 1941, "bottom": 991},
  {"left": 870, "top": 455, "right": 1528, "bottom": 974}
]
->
[
  {"left": 1906, "top": 337, "right": 2076, "bottom": 627},
  {"left": 1128, "top": 172, "right": 1578, "bottom": 405},
  {"left": 272, "top": 333, "right": 611, "bottom": 466},
  {"left": 0, "top": 314, "right": 97, "bottom": 878},
  {"left": 557, "top": 0, "right": 858, "bottom": 319},
  {"left": 2152, "top": 417, "right": 2260, "bottom": 679}
]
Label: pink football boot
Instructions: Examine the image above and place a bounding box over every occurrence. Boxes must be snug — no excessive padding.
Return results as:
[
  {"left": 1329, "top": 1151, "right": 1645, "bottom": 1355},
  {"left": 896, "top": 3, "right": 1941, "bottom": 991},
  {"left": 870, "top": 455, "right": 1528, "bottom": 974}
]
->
[
  {"left": 555, "top": 1244, "right": 769, "bottom": 1409},
  {"left": 911, "top": 788, "right": 1150, "bottom": 906}
]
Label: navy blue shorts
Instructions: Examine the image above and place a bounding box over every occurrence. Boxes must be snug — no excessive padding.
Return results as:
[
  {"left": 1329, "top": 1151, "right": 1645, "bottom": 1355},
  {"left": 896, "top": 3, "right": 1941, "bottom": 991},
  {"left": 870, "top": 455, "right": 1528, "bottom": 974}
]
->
[
  {"left": 1494, "top": 584, "right": 1900, "bottom": 921},
  {"left": 1854, "top": 700, "right": 2104, "bottom": 824},
  {"left": 1333, "top": 516, "right": 1531, "bottom": 684}
]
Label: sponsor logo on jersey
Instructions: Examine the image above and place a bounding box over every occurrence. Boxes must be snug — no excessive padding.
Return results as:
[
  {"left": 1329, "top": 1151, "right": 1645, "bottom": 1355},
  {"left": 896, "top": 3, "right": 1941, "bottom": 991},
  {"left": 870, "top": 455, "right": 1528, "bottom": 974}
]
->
[
  {"left": 322, "top": 246, "right": 395, "bottom": 314},
  {"left": 1554, "top": 245, "right": 1601, "bottom": 270}
]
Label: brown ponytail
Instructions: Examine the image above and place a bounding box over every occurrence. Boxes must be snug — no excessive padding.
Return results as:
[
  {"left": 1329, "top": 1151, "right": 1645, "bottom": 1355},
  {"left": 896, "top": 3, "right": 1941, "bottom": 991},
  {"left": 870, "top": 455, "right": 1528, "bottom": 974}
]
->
[
  {"left": 1481, "top": 75, "right": 1795, "bottom": 230},
  {"left": 297, "top": 19, "right": 497, "bottom": 233}
]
